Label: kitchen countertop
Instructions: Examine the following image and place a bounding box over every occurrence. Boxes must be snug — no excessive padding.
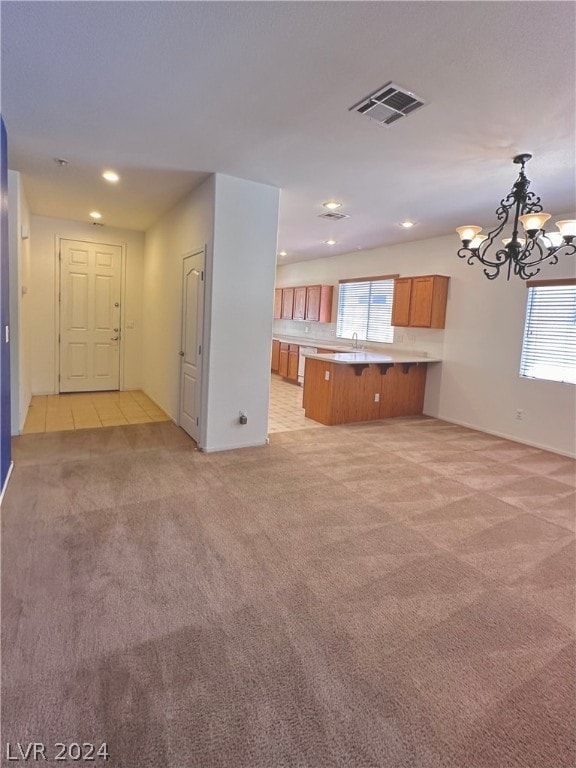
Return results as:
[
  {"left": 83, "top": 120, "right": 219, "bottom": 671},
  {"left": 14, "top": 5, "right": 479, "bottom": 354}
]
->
[
  {"left": 305, "top": 351, "right": 441, "bottom": 364},
  {"left": 272, "top": 335, "right": 352, "bottom": 352}
]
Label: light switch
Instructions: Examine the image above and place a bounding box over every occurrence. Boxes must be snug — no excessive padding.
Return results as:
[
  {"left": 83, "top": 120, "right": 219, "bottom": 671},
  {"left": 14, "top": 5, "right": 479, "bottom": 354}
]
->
[
  {"left": 324, "top": 370, "right": 330, "bottom": 381},
  {"left": 127, "top": 320, "right": 135, "bottom": 329}
]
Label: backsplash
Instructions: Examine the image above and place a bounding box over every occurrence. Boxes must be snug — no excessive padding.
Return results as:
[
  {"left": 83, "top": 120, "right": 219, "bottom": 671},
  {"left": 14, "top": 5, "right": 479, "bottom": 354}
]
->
[{"left": 273, "top": 319, "right": 445, "bottom": 359}]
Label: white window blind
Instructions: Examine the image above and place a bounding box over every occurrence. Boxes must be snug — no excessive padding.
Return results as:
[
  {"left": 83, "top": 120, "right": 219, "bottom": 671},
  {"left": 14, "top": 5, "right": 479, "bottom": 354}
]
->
[
  {"left": 520, "top": 281, "right": 576, "bottom": 385},
  {"left": 336, "top": 277, "right": 395, "bottom": 343}
]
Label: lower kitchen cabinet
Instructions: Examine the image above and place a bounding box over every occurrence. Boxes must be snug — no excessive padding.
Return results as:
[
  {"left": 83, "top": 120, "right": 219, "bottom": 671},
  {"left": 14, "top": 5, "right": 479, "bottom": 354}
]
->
[
  {"left": 303, "top": 358, "right": 427, "bottom": 425},
  {"left": 278, "top": 342, "right": 299, "bottom": 381},
  {"left": 271, "top": 339, "right": 280, "bottom": 372}
]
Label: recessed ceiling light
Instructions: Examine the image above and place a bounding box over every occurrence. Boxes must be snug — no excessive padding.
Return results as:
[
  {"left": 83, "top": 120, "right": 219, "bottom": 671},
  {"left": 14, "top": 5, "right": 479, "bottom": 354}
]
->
[
  {"left": 89, "top": 211, "right": 102, "bottom": 220},
  {"left": 323, "top": 201, "right": 342, "bottom": 210},
  {"left": 324, "top": 238, "right": 337, "bottom": 245},
  {"left": 400, "top": 220, "right": 415, "bottom": 228},
  {"left": 54, "top": 157, "right": 69, "bottom": 166},
  {"left": 102, "top": 170, "right": 120, "bottom": 183},
  {"left": 278, "top": 251, "right": 287, "bottom": 257}
]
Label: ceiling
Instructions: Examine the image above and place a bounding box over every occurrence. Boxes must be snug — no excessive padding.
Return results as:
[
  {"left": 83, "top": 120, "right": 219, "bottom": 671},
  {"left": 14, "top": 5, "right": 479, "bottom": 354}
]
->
[{"left": 2, "top": 1, "right": 575, "bottom": 265}]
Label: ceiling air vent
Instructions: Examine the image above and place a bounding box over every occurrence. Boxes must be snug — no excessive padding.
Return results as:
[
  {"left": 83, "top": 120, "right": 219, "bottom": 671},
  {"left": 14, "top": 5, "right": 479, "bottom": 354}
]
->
[
  {"left": 350, "top": 82, "right": 426, "bottom": 126},
  {"left": 318, "top": 211, "right": 349, "bottom": 221}
]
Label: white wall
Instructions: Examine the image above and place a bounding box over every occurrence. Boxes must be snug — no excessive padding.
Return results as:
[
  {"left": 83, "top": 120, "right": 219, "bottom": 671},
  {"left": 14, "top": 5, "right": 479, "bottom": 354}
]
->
[
  {"left": 29, "top": 216, "right": 145, "bottom": 394},
  {"left": 205, "top": 174, "right": 279, "bottom": 451},
  {"left": 143, "top": 175, "right": 215, "bottom": 421},
  {"left": 277, "top": 221, "right": 576, "bottom": 457},
  {"left": 143, "top": 173, "right": 279, "bottom": 452},
  {"left": 8, "top": 171, "right": 32, "bottom": 433}
]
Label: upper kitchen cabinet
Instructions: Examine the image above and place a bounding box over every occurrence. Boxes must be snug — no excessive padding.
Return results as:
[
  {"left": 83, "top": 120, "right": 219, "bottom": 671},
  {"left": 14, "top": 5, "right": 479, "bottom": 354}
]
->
[
  {"left": 273, "top": 288, "right": 282, "bottom": 320},
  {"left": 305, "top": 285, "right": 333, "bottom": 323},
  {"left": 281, "top": 287, "right": 294, "bottom": 319},
  {"left": 293, "top": 286, "right": 307, "bottom": 320},
  {"left": 391, "top": 275, "right": 449, "bottom": 329}
]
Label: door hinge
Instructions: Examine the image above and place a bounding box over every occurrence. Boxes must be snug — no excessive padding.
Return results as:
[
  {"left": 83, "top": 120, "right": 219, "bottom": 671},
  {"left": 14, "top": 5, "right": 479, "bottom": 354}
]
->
[
  {"left": 201, "top": 270, "right": 204, "bottom": 280},
  {"left": 58, "top": 333, "right": 61, "bottom": 343},
  {"left": 198, "top": 344, "right": 202, "bottom": 355},
  {"left": 196, "top": 417, "right": 199, "bottom": 426}
]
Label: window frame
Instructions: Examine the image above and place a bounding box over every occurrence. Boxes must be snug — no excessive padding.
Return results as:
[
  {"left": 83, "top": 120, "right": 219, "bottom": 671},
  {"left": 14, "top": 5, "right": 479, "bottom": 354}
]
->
[
  {"left": 336, "top": 273, "right": 398, "bottom": 344},
  {"left": 519, "top": 277, "right": 576, "bottom": 385}
]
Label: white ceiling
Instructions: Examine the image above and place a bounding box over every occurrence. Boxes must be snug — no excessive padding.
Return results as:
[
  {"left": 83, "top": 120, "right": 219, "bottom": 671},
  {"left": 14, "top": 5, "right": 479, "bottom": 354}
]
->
[{"left": 2, "top": 1, "right": 575, "bottom": 264}]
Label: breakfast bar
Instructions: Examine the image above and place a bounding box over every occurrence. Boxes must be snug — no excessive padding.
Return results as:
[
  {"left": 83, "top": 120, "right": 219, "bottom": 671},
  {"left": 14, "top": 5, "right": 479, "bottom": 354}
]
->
[{"left": 302, "top": 351, "right": 440, "bottom": 425}]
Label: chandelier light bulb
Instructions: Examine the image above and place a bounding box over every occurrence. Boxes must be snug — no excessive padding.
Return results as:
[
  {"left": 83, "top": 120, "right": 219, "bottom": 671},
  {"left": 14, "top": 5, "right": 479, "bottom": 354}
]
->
[
  {"left": 519, "top": 212, "right": 551, "bottom": 233},
  {"left": 456, "top": 225, "right": 482, "bottom": 243},
  {"left": 470, "top": 234, "right": 487, "bottom": 249},
  {"left": 89, "top": 211, "right": 102, "bottom": 219},
  {"left": 556, "top": 220, "right": 576, "bottom": 238},
  {"left": 502, "top": 237, "right": 526, "bottom": 247}
]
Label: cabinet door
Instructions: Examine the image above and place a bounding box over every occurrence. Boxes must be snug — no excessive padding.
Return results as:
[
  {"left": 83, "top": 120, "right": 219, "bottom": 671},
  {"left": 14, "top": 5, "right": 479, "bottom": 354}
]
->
[
  {"left": 271, "top": 339, "right": 280, "bottom": 372},
  {"left": 273, "top": 289, "right": 282, "bottom": 320},
  {"left": 293, "top": 287, "right": 307, "bottom": 320},
  {"left": 281, "top": 288, "right": 294, "bottom": 319},
  {"left": 305, "top": 285, "right": 321, "bottom": 321},
  {"left": 391, "top": 278, "right": 412, "bottom": 326},
  {"left": 408, "top": 277, "right": 434, "bottom": 327},
  {"left": 278, "top": 343, "right": 289, "bottom": 377},
  {"left": 288, "top": 345, "right": 299, "bottom": 380}
]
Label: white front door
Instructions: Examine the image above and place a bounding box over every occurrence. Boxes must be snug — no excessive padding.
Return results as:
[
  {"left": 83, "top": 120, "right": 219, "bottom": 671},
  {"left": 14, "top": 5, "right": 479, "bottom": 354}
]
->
[
  {"left": 179, "top": 251, "right": 204, "bottom": 442},
  {"left": 59, "top": 239, "right": 122, "bottom": 392}
]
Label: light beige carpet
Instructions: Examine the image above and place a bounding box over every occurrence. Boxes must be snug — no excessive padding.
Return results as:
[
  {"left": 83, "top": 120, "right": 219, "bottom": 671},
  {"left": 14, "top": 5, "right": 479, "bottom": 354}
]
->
[{"left": 2, "top": 417, "right": 575, "bottom": 767}]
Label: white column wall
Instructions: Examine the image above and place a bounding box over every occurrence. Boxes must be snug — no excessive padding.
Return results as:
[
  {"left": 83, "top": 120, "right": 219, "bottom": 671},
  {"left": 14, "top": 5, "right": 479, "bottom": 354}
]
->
[
  {"left": 142, "top": 173, "right": 279, "bottom": 452},
  {"left": 277, "top": 220, "right": 576, "bottom": 456},
  {"left": 29, "top": 216, "right": 145, "bottom": 394},
  {"left": 204, "top": 174, "right": 279, "bottom": 451}
]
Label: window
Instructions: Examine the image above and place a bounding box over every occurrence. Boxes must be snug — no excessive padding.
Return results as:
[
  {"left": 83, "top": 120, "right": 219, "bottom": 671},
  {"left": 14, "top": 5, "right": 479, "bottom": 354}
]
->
[
  {"left": 336, "top": 275, "right": 397, "bottom": 343},
  {"left": 520, "top": 279, "right": 576, "bottom": 384}
]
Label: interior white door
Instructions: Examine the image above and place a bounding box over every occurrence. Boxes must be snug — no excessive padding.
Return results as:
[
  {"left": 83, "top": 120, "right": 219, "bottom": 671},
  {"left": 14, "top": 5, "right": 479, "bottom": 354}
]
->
[
  {"left": 59, "top": 239, "right": 122, "bottom": 392},
  {"left": 179, "top": 251, "right": 204, "bottom": 442}
]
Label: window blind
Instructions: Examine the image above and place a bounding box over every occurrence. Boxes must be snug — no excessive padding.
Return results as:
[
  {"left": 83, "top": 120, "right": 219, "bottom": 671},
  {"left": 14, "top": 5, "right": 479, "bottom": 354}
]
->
[
  {"left": 336, "top": 278, "right": 394, "bottom": 343},
  {"left": 520, "top": 282, "right": 576, "bottom": 384}
]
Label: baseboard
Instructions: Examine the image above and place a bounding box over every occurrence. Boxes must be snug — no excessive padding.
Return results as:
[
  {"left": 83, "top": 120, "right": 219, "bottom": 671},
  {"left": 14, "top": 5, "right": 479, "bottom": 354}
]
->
[
  {"left": 0, "top": 461, "right": 14, "bottom": 506},
  {"left": 427, "top": 413, "right": 575, "bottom": 459},
  {"left": 200, "top": 440, "right": 268, "bottom": 453}
]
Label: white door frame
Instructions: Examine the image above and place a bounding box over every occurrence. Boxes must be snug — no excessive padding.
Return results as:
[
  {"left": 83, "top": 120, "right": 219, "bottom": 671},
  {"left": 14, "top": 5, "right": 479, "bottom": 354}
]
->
[
  {"left": 54, "top": 236, "right": 127, "bottom": 394},
  {"left": 178, "top": 247, "right": 206, "bottom": 441}
]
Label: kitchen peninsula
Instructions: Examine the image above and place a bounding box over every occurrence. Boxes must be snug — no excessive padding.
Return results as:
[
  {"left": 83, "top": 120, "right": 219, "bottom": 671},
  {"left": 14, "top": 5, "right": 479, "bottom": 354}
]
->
[{"left": 302, "top": 350, "right": 440, "bottom": 425}]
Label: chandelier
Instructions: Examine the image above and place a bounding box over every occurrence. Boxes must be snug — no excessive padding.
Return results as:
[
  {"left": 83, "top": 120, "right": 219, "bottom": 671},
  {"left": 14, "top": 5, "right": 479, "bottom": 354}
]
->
[{"left": 456, "top": 154, "right": 576, "bottom": 280}]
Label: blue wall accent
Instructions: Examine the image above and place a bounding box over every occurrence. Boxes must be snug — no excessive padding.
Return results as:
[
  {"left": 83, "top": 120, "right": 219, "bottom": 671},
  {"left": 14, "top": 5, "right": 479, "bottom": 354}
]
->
[{"left": 0, "top": 117, "right": 12, "bottom": 490}]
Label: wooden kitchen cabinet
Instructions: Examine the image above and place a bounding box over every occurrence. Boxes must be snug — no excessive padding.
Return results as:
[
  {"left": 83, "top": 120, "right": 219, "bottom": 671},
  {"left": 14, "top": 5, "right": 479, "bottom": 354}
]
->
[
  {"left": 391, "top": 275, "right": 449, "bottom": 329},
  {"left": 271, "top": 339, "right": 280, "bottom": 372},
  {"left": 273, "top": 289, "right": 282, "bottom": 320},
  {"left": 278, "top": 342, "right": 299, "bottom": 381},
  {"left": 293, "top": 286, "right": 307, "bottom": 320},
  {"left": 305, "top": 285, "right": 334, "bottom": 322},
  {"left": 281, "top": 288, "right": 294, "bottom": 319},
  {"left": 303, "top": 358, "right": 427, "bottom": 425},
  {"left": 288, "top": 344, "right": 299, "bottom": 381}
]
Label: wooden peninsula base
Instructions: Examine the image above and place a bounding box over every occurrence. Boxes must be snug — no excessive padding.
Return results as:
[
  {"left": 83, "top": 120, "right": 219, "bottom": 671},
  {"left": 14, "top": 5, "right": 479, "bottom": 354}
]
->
[{"left": 302, "top": 356, "right": 428, "bottom": 425}]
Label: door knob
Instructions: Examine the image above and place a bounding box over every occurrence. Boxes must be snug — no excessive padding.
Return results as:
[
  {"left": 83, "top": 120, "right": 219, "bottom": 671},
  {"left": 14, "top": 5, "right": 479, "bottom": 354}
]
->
[
  {"left": 111, "top": 336, "right": 119, "bottom": 341},
  {"left": 179, "top": 351, "right": 185, "bottom": 357}
]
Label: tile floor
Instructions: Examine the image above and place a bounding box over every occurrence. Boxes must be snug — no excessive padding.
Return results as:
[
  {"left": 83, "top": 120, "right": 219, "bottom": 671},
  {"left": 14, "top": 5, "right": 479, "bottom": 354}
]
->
[
  {"left": 22, "top": 390, "right": 170, "bottom": 433},
  {"left": 267, "top": 374, "right": 325, "bottom": 433},
  {"left": 21, "top": 376, "right": 322, "bottom": 436}
]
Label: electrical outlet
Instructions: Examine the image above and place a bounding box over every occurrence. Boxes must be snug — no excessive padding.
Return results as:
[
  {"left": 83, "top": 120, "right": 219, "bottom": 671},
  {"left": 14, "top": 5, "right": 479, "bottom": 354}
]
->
[
  {"left": 374, "top": 393, "right": 380, "bottom": 403},
  {"left": 324, "top": 370, "right": 330, "bottom": 381},
  {"left": 305, "top": 325, "right": 310, "bottom": 334},
  {"left": 516, "top": 409, "right": 523, "bottom": 420}
]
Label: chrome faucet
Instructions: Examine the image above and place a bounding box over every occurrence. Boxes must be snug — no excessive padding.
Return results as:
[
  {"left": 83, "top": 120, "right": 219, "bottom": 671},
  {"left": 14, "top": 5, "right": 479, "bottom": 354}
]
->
[{"left": 352, "top": 332, "right": 359, "bottom": 349}]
